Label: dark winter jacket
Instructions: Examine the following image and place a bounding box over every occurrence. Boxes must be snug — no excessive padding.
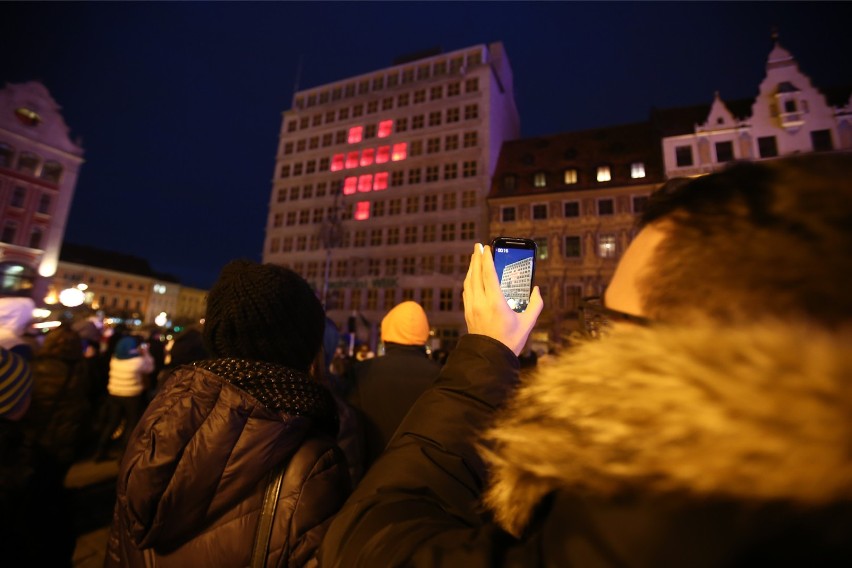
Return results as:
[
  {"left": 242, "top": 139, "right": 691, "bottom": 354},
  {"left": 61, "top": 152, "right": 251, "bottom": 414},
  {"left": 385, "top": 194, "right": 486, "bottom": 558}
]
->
[
  {"left": 347, "top": 342, "right": 441, "bottom": 467},
  {"left": 320, "top": 323, "right": 852, "bottom": 567},
  {"left": 106, "top": 358, "right": 351, "bottom": 568}
]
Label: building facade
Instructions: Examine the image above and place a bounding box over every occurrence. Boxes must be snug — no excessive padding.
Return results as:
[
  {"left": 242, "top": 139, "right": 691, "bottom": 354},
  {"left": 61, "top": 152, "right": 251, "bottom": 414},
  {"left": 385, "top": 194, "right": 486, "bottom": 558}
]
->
[
  {"left": 263, "top": 43, "right": 519, "bottom": 348},
  {"left": 488, "top": 122, "right": 668, "bottom": 350},
  {"left": 0, "top": 82, "right": 84, "bottom": 299},
  {"left": 663, "top": 40, "right": 852, "bottom": 176}
]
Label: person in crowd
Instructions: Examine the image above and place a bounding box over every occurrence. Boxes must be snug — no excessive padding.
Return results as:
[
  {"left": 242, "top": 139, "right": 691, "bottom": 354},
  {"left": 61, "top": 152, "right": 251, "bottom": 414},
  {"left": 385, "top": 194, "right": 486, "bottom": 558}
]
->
[
  {"left": 105, "top": 260, "right": 350, "bottom": 567},
  {"left": 0, "top": 345, "right": 32, "bottom": 421},
  {"left": 320, "top": 154, "right": 852, "bottom": 566},
  {"left": 347, "top": 300, "right": 441, "bottom": 469},
  {"left": 0, "top": 296, "right": 36, "bottom": 361},
  {"left": 93, "top": 334, "right": 154, "bottom": 461},
  {"left": 153, "top": 323, "right": 209, "bottom": 393}
]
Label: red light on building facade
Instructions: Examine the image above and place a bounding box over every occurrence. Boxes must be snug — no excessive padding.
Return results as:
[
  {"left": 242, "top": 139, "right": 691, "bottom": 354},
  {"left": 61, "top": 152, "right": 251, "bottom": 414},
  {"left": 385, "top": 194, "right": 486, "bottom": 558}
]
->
[
  {"left": 376, "top": 146, "right": 390, "bottom": 164},
  {"left": 343, "top": 176, "right": 357, "bottom": 195},
  {"left": 355, "top": 201, "right": 370, "bottom": 220},
  {"left": 378, "top": 120, "right": 393, "bottom": 138},
  {"left": 360, "top": 148, "right": 375, "bottom": 166},
  {"left": 346, "top": 151, "right": 359, "bottom": 169},
  {"left": 392, "top": 142, "right": 407, "bottom": 161},
  {"left": 331, "top": 153, "right": 345, "bottom": 171},
  {"left": 374, "top": 171, "right": 388, "bottom": 190},
  {"left": 348, "top": 126, "right": 363, "bottom": 144},
  {"left": 358, "top": 174, "right": 373, "bottom": 192}
]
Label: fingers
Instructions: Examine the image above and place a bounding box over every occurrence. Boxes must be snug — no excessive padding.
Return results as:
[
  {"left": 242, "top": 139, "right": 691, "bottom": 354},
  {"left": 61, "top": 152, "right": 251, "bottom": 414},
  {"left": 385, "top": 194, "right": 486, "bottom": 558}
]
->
[{"left": 522, "top": 286, "right": 544, "bottom": 322}]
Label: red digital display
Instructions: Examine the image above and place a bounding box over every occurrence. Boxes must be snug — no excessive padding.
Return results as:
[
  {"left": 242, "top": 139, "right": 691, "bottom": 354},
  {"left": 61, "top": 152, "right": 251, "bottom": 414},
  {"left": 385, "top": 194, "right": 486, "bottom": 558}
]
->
[
  {"left": 346, "top": 151, "right": 359, "bottom": 169},
  {"left": 376, "top": 146, "right": 390, "bottom": 164},
  {"left": 358, "top": 174, "right": 373, "bottom": 192}
]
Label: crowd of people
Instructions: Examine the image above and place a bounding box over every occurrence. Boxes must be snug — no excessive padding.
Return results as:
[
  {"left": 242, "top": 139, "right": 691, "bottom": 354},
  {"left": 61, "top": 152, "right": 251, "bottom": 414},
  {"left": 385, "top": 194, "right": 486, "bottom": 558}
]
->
[{"left": 2, "top": 153, "right": 851, "bottom": 566}]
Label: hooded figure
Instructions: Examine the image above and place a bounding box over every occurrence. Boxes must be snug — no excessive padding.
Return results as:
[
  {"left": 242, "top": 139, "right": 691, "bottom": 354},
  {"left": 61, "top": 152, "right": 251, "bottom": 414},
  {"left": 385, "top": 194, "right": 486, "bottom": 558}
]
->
[{"left": 106, "top": 260, "right": 350, "bottom": 568}]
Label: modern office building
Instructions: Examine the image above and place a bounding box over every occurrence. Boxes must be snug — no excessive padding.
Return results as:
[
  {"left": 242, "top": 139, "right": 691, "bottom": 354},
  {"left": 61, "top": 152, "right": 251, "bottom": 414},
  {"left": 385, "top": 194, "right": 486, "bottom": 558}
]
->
[
  {"left": 0, "top": 81, "right": 84, "bottom": 299},
  {"left": 263, "top": 43, "right": 519, "bottom": 349},
  {"left": 662, "top": 39, "right": 852, "bottom": 176},
  {"left": 488, "top": 121, "right": 668, "bottom": 350}
]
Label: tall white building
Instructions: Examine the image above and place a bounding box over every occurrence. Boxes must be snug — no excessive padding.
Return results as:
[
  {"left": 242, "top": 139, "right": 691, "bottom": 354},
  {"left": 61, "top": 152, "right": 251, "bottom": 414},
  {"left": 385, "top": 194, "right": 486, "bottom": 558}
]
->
[
  {"left": 663, "top": 39, "right": 852, "bottom": 176},
  {"left": 263, "top": 43, "right": 519, "bottom": 348},
  {"left": 0, "top": 82, "right": 84, "bottom": 299}
]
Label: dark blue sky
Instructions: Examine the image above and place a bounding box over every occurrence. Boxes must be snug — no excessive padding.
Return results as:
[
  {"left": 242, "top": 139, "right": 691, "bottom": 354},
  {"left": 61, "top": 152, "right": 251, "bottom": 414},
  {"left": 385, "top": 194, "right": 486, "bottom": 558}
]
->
[{"left": 2, "top": 2, "right": 849, "bottom": 289}]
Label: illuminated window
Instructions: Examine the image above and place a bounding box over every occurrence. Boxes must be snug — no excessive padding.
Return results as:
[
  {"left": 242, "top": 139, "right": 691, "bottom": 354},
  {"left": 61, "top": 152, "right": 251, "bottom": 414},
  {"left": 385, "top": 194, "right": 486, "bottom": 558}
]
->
[
  {"left": 343, "top": 176, "right": 357, "bottom": 195},
  {"left": 424, "top": 195, "right": 437, "bottom": 212},
  {"left": 598, "top": 234, "right": 617, "bottom": 258},
  {"left": 392, "top": 143, "right": 407, "bottom": 161},
  {"left": 630, "top": 162, "right": 646, "bottom": 179},
  {"left": 360, "top": 148, "right": 375, "bottom": 166},
  {"left": 442, "top": 192, "right": 456, "bottom": 210},
  {"left": 430, "top": 86, "right": 443, "bottom": 100},
  {"left": 373, "top": 172, "right": 389, "bottom": 190},
  {"left": 598, "top": 199, "right": 614, "bottom": 215},
  {"left": 355, "top": 202, "right": 370, "bottom": 221},
  {"left": 346, "top": 152, "right": 360, "bottom": 169},
  {"left": 445, "top": 134, "right": 459, "bottom": 151},
  {"left": 463, "top": 131, "right": 477, "bottom": 148},
  {"left": 444, "top": 163, "right": 458, "bottom": 180},
  {"left": 423, "top": 225, "right": 436, "bottom": 242},
  {"left": 358, "top": 174, "right": 373, "bottom": 192},
  {"left": 348, "top": 126, "right": 363, "bottom": 144},
  {"left": 414, "top": 90, "right": 426, "bottom": 104},
  {"left": 534, "top": 172, "right": 547, "bottom": 187},
  {"left": 564, "top": 168, "right": 578, "bottom": 184},
  {"left": 412, "top": 115, "right": 424, "bottom": 130},
  {"left": 378, "top": 120, "right": 393, "bottom": 138},
  {"left": 376, "top": 146, "right": 390, "bottom": 163},
  {"left": 596, "top": 166, "right": 611, "bottom": 182},
  {"left": 446, "top": 108, "right": 460, "bottom": 123}
]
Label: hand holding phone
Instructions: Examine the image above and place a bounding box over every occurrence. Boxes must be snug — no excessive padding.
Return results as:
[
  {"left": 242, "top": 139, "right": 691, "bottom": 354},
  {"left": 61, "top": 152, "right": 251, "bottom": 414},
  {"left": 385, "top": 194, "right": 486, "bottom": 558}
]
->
[
  {"left": 490, "top": 237, "right": 537, "bottom": 313},
  {"left": 463, "top": 242, "right": 543, "bottom": 356}
]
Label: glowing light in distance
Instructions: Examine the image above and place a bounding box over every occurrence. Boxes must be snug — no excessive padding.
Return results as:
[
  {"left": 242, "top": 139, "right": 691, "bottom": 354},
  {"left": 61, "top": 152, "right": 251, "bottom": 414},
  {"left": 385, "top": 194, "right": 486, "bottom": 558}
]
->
[
  {"left": 346, "top": 152, "right": 359, "bottom": 169},
  {"left": 392, "top": 143, "right": 407, "bottom": 161},
  {"left": 343, "top": 177, "right": 357, "bottom": 195},
  {"left": 348, "top": 126, "right": 363, "bottom": 144},
  {"left": 354, "top": 201, "right": 370, "bottom": 221},
  {"left": 360, "top": 148, "right": 375, "bottom": 166},
  {"left": 59, "top": 287, "right": 86, "bottom": 307},
  {"left": 374, "top": 172, "right": 388, "bottom": 190},
  {"left": 331, "top": 154, "right": 344, "bottom": 171},
  {"left": 358, "top": 175, "right": 373, "bottom": 192},
  {"left": 378, "top": 120, "right": 393, "bottom": 138},
  {"left": 376, "top": 146, "right": 390, "bottom": 164}
]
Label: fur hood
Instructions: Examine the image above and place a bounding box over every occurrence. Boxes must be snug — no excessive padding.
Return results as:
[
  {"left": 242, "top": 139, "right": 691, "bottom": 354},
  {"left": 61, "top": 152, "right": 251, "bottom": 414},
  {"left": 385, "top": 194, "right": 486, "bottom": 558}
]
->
[{"left": 479, "top": 321, "right": 852, "bottom": 536}]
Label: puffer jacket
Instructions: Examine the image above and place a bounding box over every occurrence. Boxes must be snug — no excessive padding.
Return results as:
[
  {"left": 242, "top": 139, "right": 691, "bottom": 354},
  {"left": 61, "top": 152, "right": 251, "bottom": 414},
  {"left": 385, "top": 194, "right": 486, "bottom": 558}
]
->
[
  {"left": 106, "top": 358, "right": 351, "bottom": 568},
  {"left": 320, "top": 322, "right": 852, "bottom": 567}
]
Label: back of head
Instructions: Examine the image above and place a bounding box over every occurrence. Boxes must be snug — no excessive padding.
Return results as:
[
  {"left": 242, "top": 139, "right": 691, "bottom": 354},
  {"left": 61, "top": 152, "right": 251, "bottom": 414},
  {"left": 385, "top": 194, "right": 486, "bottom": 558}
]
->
[
  {"left": 114, "top": 336, "right": 141, "bottom": 360},
  {"left": 638, "top": 154, "right": 852, "bottom": 326},
  {"left": 203, "top": 259, "right": 325, "bottom": 372},
  {"left": 40, "top": 325, "right": 83, "bottom": 361},
  {"left": 381, "top": 301, "right": 430, "bottom": 346}
]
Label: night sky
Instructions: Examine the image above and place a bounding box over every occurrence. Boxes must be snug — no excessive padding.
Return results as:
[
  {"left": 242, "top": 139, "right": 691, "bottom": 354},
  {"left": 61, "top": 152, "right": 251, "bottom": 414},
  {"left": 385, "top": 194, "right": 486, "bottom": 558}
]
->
[{"left": 2, "top": 2, "right": 849, "bottom": 289}]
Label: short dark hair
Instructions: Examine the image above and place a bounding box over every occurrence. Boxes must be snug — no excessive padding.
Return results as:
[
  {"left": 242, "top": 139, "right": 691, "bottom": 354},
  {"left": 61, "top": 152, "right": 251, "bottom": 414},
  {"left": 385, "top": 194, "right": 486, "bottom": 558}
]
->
[{"left": 637, "top": 154, "right": 852, "bottom": 326}]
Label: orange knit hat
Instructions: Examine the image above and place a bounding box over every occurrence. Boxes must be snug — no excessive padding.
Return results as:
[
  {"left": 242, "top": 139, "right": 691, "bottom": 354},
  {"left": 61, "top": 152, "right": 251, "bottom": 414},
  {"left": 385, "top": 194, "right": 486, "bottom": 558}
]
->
[{"left": 381, "top": 301, "right": 430, "bottom": 345}]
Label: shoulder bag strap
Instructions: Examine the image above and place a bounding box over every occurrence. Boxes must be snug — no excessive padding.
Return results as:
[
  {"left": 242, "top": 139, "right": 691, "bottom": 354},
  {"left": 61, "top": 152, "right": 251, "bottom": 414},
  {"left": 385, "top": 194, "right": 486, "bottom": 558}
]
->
[{"left": 250, "top": 462, "right": 287, "bottom": 568}]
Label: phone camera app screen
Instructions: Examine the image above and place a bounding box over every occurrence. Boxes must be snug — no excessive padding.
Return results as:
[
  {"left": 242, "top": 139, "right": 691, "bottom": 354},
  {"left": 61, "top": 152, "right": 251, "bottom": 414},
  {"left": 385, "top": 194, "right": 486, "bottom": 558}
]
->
[{"left": 494, "top": 246, "right": 534, "bottom": 313}]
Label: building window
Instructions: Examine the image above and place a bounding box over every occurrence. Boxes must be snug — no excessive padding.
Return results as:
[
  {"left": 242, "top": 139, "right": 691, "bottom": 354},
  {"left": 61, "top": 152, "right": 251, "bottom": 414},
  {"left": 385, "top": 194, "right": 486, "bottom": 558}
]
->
[
  {"left": 632, "top": 195, "right": 649, "bottom": 214},
  {"left": 630, "top": 162, "right": 646, "bottom": 179},
  {"left": 406, "top": 196, "right": 420, "bottom": 214},
  {"left": 391, "top": 171, "right": 404, "bottom": 187},
  {"left": 597, "top": 199, "right": 614, "bottom": 216},
  {"left": 598, "top": 234, "right": 617, "bottom": 258},
  {"left": 811, "top": 129, "right": 834, "bottom": 152},
  {"left": 445, "top": 134, "right": 459, "bottom": 151},
  {"left": 396, "top": 117, "right": 408, "bottom": 132},
  {"left": 408, "top": 168, "right": 421, "bottom": 184},
  {"left": 423, "top": 195, "right": 437, "bottom": 212},
  {"left": 429, "top": 111, "right": 442, "bottom": 127},
  {"left": 439, "top": 288, "right": 454, "bottom": 311},
  {"left": 421, "top": 288, "right": 433, "bottom": 309},
  {"left": 715, "top": 141, "right": 734, "bottom": 163},
  {"left": 447, "top": 82, "right": 461, "bottom": 96},
  {"left": 460, "top": 221, "right": 475, "bottom": 240},
  {"left": 503, "top": 175, "right": 516, "bottom": 191},
  {"left": 387, "top": 227, "right": 400, "bottom": 245},
  {"left": 28, "top": 227, "right": 42, "bottom": 249},
  {"left": 441, "top": 223, "right": 455, "bottom": 241},
  {"left": 533, "top": 172, "right": 547, "bottom": 187},
  {"left": 389, "top": 199, "right": 401, "bottom": 216},
  {"left": 563, "top": 168, "right": 578, "bottom": 185},
  {"left": 444, "top": 163, "right": 458, "bottom": 180},
  {"left": 534, "top": 237, "right": 548, "bottom": 261},
  {"left": 403, "top": 257, "right": 416, "bottom": 275},
  {"left": 430, "top": 86, "right": 443, "bottom": 100},
  {"left": 10, "top": 186, "right": 26, "bottom": 208},
  {"left": 442, "top": 192, "right": 457, "bottom": 210},
  {"left": 465, "top": 77, "right": 479, "bottom": 92},
  {"left": 41, "top": 161, "right": 63, "bottom": 183},
  {"left": 353, "top": 104, "right": 363, "bottom": 117},
  {"left": 426, "top": 165, "right": 439, "bottom": 182},
  {"left": 0, "top": 143, "right": 15, "bottom": 167},
  {"left": 410, "top": 140, "right": 423, "bottom": 157},
  {"left": 564, "top": 201, "right": 580, "bottom": 218},
  {"left": 463, "top": 131, "right": 477, "bottom": 148},
  {"left": 596, "top": 166, "right": 611, "bottom": 182},
  {"left": 564, "top": 236, "right": 582, "bottom": 258},
  {"left": 462, "top": 161, "right": 477, "bottom": 178},
  {"left": 532, "top": 203, "right": 548, "bottom": 220},
  {"left": 501, "top": 207, "right": 516, "bottom": 222},
  {"left": 385, "top": 258, "right": 398, "bottom": 275},
  {"left": 427, "top": 137, "right": 441, "bottom": 154},
  {"left": 757, "top": 136, "right": 779, "bottom": 158},
  {"left": 464, "top": 105, "right": 479, "bottom": 120},
  {"left": 462, "top": 190, "right": 476, "bottom": 208},
  {"left": 423, "top": 225, "right": 436, "bottom": 242},
  {"left": 404, "top": 226, "right": 418, "bottom": 243},
  {"left": 675, "top": 145, "right": 693, "bottom": 167},
  {"left": 446, "top": 107, "right": 460, "bottom": 123}
]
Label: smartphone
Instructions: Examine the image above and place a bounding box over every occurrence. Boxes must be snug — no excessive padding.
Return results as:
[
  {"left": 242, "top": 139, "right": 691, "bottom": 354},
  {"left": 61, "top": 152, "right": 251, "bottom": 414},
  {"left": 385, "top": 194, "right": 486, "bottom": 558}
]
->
[{"left": 490, "top": 237, "right": 537, "bottom": 313}]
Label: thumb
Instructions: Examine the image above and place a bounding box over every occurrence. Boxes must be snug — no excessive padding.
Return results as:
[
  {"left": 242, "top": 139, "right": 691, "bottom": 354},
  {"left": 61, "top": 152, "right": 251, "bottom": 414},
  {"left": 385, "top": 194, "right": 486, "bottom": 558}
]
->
[{"left": 523, "top": 286, "right": 544, "bottom": 322}]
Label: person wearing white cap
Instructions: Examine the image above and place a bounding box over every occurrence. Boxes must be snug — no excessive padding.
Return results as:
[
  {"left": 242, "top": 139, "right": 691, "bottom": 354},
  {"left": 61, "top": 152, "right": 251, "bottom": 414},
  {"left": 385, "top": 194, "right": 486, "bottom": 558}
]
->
[{"left": 347, "top": 301, "right": 441, "bottom": 469}]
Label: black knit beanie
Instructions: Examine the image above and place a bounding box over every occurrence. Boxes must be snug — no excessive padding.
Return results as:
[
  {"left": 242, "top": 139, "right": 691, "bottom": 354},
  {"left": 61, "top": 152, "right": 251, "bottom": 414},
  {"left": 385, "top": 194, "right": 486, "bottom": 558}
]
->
[{"left": 203, "top": 260, "right": 325, "bottom": 372}]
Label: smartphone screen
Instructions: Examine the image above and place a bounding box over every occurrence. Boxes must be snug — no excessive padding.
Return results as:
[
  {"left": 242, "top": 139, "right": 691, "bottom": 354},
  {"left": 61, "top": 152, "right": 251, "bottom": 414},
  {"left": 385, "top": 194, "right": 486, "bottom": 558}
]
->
[{"left": 491, "top": 237, "right": 537, "bottom": 313}]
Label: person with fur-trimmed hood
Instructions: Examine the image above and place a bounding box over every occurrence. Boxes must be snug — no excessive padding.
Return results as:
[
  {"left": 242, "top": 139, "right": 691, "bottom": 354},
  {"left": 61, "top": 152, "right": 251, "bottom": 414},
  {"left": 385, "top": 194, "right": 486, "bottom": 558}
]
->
[
  {"left": 105, "top": 260, "right": 350, "bottom": 567},
  {"left": 319, "top": 154, "right": 852, "bottom": 567}
]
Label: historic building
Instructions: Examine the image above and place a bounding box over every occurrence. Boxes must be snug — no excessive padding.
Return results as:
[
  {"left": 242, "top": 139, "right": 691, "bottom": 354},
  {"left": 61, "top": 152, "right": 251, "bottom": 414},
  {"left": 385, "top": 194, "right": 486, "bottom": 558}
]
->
[
  {"left": 263, "top": 43, "right": 519, "bottom": 348},
  {"left": 662, "top": 39, "right": 852, "bottom": 176},
  {"left": 0, "top": 82, "right": 84, "bottom": 299},
  {"left": 488, "top": 121, "right": 668, "bottom": 350}
]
